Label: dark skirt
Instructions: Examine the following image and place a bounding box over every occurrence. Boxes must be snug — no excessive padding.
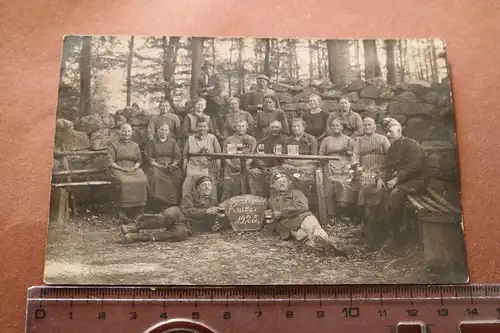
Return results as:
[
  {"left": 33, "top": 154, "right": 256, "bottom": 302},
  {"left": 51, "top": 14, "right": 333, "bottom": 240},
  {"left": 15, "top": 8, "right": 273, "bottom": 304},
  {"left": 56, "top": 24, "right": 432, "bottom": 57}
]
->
[
  {"left": 146, "top": 165, "right": 183, "bottom": 205},
  {"left": 107, "top": 167, "right": 148, "bottom": 208}
]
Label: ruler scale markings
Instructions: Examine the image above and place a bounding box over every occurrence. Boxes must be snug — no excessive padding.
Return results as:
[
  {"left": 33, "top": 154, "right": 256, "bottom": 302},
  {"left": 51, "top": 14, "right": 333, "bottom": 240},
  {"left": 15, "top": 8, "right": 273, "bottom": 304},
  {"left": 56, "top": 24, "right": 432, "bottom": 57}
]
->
[
  {"left": 24, "top": 285, "right": 500, "bottom": 333},
  {"left": 132, "top": 288, "right": 136, "bottom": 308}
]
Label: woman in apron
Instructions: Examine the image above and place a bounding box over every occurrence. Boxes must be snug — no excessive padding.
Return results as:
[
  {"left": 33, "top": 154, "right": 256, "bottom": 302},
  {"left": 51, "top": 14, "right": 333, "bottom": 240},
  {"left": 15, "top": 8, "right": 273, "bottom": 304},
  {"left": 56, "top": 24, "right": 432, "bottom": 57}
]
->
[
  {"left": 319, "top": 117, "right": 358, "bottom": 223},
  {"left": 182, "top": 117, "right": 221, "bottom": 201}
]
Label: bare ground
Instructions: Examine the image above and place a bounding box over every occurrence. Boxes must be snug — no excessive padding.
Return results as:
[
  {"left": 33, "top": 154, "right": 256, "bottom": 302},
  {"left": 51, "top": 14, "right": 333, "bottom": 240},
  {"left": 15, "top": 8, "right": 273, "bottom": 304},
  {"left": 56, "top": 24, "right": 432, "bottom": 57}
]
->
[{"left": 44, "top": 209, "right": 447, "bottom": 285}]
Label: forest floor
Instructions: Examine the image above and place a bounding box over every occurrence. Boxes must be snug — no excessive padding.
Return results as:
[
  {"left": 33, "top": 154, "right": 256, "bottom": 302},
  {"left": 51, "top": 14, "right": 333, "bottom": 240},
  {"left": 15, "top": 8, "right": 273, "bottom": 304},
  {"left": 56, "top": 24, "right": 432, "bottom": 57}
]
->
[{"left": 44, "top": 206, "right": 462, "bottom": 285}]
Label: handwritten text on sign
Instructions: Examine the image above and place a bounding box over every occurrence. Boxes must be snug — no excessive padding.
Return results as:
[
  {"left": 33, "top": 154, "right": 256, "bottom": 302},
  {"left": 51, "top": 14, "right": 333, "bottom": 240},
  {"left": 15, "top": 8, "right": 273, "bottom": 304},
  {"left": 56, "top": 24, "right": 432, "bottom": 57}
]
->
[{"left": 224, "top": 195, "right": 268, "bottom": 232}]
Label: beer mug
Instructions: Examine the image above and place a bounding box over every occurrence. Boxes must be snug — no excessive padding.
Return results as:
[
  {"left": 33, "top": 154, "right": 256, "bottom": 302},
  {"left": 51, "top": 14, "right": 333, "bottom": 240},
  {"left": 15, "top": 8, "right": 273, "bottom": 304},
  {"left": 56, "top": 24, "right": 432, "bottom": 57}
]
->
[
  {"left": 287, "top": 144, "right": 299, "bottom": 156},
  {"left": 257, "top": 144, "right": 265, "bottom": 154},
  {"left": 273, "top": 144, "right": 282, "bottom": 155},
  {"left": 236, "top": 143, "right": 244, "bottom": 154},
  {"left": 264, "top": 209, "right": 273, "bottom": 224},
  {"left": 213, "top": 204, "right": 226, "bottom": 232},
  {"left": 227, "top": 143, "right": 237, "bottom": 154}
]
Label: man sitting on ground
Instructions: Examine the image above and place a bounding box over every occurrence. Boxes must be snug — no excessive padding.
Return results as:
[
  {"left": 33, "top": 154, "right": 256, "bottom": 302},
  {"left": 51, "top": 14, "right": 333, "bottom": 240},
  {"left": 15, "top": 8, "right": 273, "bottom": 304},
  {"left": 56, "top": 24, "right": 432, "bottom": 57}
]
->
[{"left": 267, "top": 173, "right": 346, "bottom": 256}]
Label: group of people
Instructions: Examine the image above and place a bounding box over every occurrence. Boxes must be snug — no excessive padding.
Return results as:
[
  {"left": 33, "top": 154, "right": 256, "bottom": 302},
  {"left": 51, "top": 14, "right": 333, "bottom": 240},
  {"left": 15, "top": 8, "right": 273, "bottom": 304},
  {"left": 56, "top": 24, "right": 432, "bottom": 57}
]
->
[{"left": 106, "top": 61, "right": 429, "bottom": 254}]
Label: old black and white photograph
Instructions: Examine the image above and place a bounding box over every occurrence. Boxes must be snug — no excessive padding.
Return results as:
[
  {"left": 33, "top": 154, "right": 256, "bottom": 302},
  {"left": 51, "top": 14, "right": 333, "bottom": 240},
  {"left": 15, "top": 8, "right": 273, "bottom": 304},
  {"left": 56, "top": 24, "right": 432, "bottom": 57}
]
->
[{"left": 44, "top": 36, "right": 468, "bottom": 284}]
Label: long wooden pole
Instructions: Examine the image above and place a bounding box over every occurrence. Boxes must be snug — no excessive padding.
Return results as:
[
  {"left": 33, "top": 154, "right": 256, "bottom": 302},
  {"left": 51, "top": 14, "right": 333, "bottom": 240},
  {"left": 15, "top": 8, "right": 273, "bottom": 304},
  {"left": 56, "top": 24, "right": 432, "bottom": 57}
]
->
[
  {"left": 54, "top": 150, "right": 107, "bottom": 156},
  {"left": 189, "top": 152, "right": 346, "bottom": 161},
  {"left": 52, "top": 168, "right": 104, "bottom": 176}
]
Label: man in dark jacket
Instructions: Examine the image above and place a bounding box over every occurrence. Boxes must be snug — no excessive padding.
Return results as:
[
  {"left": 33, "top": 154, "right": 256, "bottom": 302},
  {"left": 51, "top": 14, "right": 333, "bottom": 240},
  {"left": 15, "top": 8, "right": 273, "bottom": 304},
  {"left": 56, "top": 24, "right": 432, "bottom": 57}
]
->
[
  {"left": 248, "top": 120, "right": 288, "bottom": 197},
  {"left": 120, "top": 176, "right": 224, "bottom": 243},
  {"left": 240, "top": 74, "right": 281, "bottom": 121},
  {"left": 196, "top": 61, "right": 225, "bottom": 139},
  {"left": 268, "top": 173, "right": 345, "bottom": 255},
  {"left": 377, "top": 118, "right": 428, "bottom": 249}
]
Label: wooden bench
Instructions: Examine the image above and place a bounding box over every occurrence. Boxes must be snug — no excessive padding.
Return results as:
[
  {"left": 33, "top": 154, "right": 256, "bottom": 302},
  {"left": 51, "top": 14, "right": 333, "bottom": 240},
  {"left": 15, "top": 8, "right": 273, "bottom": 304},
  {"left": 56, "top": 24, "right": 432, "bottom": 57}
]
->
[{"left": 50, "top": 148, "right": 115, "bottom": 224}]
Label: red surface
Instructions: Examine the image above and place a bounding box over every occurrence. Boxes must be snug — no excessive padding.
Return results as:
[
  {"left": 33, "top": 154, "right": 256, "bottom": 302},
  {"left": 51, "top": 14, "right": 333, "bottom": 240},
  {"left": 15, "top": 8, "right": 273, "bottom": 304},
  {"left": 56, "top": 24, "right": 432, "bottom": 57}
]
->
[{"left": 0, "top": 1, "right": 499, "bottom": 332}]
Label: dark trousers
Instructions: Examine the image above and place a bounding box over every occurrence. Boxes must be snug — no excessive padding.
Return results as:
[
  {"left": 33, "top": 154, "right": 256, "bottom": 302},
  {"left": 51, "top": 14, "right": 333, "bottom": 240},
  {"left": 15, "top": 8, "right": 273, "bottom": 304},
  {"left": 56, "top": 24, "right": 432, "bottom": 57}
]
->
[
  {"left": 206, "top": 99, "right": 225, "bottom": 138},
  {"left": 139, "top": 207, "right": 188, "bottom": 242},
  {"left": 387, "top": 188, "right": 408, "bottom": 245}
]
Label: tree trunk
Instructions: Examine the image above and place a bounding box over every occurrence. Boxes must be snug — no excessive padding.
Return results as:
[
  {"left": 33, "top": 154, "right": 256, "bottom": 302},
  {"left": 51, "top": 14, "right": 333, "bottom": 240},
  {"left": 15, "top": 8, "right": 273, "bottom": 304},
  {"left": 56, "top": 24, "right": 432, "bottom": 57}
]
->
[
  {"left": 263, "top": 38, "right": 271, "bottom": 77},
  {"left": 385, "top": 39, "right": 397, "bottom": 85},
  {"left": 397, "top": 40, "right": 405, "bottom": 81},
  {"left": 237, "top": 38, "right": 245, "bottom": 94},
  {"left": 404, "top": 40, "right": 411, "bottom": 79},
  {"left": 228, "top": 38, "right": 234, "bottom": 96},
  {"left": 374, "top": 40, "right": 382, "bottom": 77},
  {"left": 424, "top": 44, "right": 431, "bottom": 80},
  {"left": 355, "top": 40, "right": 361, "bottom": 79},
  {"left": 326, "top": 40, "right": 349, "bottom": 85},
  {"left": 316, "top": 41, "right": 322, "bottom": 78},
  {"left": 308, "top": 40, "right": 314, "bottom": 79},
  {"left": 430, "top": 39, "right": 439, "bottom": 82},
  {"left": 275, "top": 39, "right": 281, "bottom": 81},
  {"left": 125, "top": 36, "right": 135, "bottom": 106},
  {"left": 294, "top": 44, "right": 300, "bottom": 81},
  {"left": 60, "top": 36, "right": 77, "bottom": 86},
  {"left": 287, "top": 40, "right": 294, "bottom": 81},
  {"left": 190, "top": 37, "right": 204, "bottom": 98},
  {"left": 321, "top": 42, "right": 328, "bottom": 79},
  {"left": 211, "top": 38, "right": 216, "bottom": 65},
  {"left": 363, "top": 39, "right": 379, "bottom": 79},
  {"left": 254, "top": 40, "right": 261, "bottom": 73},
  {"left": 416, "top": 40, "right": 424, "bottom": 80},
  {"left": 163, "top": 36, "right": 180, "bottom": 102},
  {"left": 80, "top": 36, "right": 92, "bottom": 115}
]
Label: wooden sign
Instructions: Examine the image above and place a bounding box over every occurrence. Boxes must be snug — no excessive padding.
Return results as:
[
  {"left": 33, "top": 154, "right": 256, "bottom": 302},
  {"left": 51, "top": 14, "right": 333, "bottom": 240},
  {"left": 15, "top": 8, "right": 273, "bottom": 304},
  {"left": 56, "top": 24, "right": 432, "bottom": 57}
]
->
[{"left": 222, "top": 195, "right": 268, "bottom": 232}]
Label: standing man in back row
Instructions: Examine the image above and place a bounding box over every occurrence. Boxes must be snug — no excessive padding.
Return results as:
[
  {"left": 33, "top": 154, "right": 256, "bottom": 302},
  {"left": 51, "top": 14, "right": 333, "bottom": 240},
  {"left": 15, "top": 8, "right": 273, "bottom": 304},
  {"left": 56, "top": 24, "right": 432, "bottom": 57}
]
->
[
  {"left": 241, "top": 74, "right": 281, "bottom": 123},
  {"left": 197, "top": 60, "right": 225, "bottom": 140}
]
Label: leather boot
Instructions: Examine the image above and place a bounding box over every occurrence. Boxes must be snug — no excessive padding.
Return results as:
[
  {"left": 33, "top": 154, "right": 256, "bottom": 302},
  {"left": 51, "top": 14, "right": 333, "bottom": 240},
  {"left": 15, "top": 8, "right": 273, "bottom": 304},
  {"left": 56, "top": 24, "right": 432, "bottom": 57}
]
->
[
  {"left": 120, "top": 223, "right": 140, "bottom": 235},
  {"left": 118, "top": 208, "right": 128, "bottom": 221},
  {"left": 123, "top": 232, "right": 151, "bottom": 244}
]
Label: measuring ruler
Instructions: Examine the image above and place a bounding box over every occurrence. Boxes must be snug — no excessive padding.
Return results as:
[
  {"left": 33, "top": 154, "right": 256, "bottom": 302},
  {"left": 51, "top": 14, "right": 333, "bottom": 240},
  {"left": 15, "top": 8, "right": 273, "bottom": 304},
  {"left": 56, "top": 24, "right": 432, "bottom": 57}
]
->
[{"left": 25, "top": 285, "right": 500, "bottom": 332}]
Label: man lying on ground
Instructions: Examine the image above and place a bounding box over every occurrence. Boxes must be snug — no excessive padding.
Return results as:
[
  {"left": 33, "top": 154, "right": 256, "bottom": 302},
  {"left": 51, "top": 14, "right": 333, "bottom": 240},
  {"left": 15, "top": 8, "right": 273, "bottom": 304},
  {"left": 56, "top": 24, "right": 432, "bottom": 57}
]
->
[{"left": 120, "top": 176, "right": 227, "bottom": 243}]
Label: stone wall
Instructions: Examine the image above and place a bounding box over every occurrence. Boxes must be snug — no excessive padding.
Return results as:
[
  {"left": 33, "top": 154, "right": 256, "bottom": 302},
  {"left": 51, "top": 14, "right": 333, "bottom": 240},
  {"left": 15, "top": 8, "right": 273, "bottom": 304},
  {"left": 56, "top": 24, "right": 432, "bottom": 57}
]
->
[
  {"left": 273, "top": 77, "right": 460, "bottom": 187},
  {"left": 53, "top": 78, "right": 460, "bottom": 204},
  {"left": 55, "top": 77, "right": 455, "bottom": 152},
  {"left": 273, "top": 77, "right": 455, "bottom": 143}
]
